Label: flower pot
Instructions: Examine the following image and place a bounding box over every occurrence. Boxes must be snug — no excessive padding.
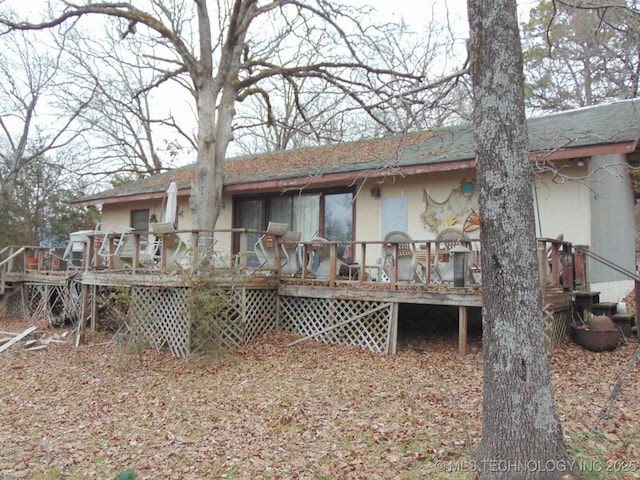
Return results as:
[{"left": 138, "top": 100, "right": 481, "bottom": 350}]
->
[{"left": 571, "top": 327, "right": 620, "bottom": 352}]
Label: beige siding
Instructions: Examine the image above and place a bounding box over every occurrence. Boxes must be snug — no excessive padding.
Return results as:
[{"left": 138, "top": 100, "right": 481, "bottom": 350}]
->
[{"left": 96, "top": 159, "right": 624, "bottom": 293}]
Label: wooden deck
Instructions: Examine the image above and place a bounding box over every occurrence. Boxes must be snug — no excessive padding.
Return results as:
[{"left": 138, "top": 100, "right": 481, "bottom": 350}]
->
[{"left": 1, "top": 233, "right": 579, "bottom": 357}]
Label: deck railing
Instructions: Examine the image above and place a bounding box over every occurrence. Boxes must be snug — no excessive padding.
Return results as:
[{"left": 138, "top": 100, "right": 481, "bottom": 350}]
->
[{"left": 1, "top": 230, "right": 580, "bottom": 292}]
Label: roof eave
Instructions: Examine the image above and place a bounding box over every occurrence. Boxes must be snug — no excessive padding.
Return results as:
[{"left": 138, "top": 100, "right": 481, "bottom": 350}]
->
[
  {"left": 224, "top": 159, "right": 477, "bottom": 193},
  {"left": 73, "top": 189, "right": 188, "bottom": 207},
  {"left": 530, "top": 141, "right": 637, "bottom": 161},
  {"left": 73, "top": 140, "right": 637, "bottom": 207}
]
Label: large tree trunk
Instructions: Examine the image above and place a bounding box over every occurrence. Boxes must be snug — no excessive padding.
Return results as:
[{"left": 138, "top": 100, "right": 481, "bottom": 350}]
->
[
  {"left": 189, "top": 0, "right": 256, "bottom": 231},
  {"left": 190, "top": 77, "right": 221, "bottom": 232},
  {"left": 467, "top": 1, "right": 574, "bottom": 479}
]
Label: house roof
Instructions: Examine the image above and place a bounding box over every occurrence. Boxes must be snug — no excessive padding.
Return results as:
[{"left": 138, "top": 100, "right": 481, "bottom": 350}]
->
[{"left": 75, "top": 99, "right": 640, "bottom": 206}]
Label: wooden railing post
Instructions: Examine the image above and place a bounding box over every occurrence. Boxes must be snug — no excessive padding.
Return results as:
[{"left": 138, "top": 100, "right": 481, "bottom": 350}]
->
[
  {"left": 0, "top": 263, "right": 6, "bottom": 296},
  {"left": 562, "top": 243, "right": 574, "bottom": 290},
  {"left": 538, "top": 241, "right": 548, "bottom": 295},
  {"left": 328, "top": 242, "right": 337, "bottom": 287},
  {"left": 358, "top": 243, "right": 366, "bottom": 283},
  {"left": 238, "top": 230, "right": 249, "bottom": 271}
]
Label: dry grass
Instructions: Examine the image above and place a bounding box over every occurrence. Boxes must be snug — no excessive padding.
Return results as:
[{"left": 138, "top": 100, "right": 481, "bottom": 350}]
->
[{"left": 1, "top": 317, "right": 639, "bottom": 480}]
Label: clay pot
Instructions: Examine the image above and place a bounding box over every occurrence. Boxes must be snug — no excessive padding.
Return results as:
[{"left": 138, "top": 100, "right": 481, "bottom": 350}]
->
[{"left": 588, "top": 315, "right": 617, "bottom": 332}]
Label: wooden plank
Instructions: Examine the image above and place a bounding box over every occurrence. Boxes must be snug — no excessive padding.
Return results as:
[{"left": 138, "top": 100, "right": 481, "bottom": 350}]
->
[
  {"left": 0, "top": 326, "right": 37, "bottom": 354},
  {"left": 25, "top": 345, "right": 48, "bottom": 351},
  {"left": 278, "top": 284, "right": 484, "bottom": 306},
  {"left": 1, "top": 263, "right": 6, "bottom": 295},
  {"left": 458, "top": 305, "right": 468, "bottom": 356}
]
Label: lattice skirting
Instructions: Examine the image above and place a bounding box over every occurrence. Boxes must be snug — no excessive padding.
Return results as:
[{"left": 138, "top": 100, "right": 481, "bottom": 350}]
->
[
  {"left": 279, "top": 296, "right": 395, "bottom": 354},
  {"left": 544, "top": 306, "right": 572, "bottom": 352},
  {"left": 189, "top": 287, "right": 278, "bottom": 355},
  {"left": 129, "top": 286, "right": 191, "bottom": 358},
  {"left": 2, "top": 287, "right": 27, "bottom": 318},
  {"left": 23, "top": 282, "right": 83, "bottom": 326},
  {"left": 109, "top": 286, "right": 279, "bottom": 358}
]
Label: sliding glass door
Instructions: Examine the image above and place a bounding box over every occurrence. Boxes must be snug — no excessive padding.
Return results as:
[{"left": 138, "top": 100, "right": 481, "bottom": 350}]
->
[{"left": 233, "top": 189, "right": 354, "bottom": 261}]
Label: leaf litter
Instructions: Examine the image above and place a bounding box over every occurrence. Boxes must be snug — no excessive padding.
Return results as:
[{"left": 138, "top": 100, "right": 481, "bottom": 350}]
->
[{"left": 0, "top": 316, "right": 638, "bottom": 479}]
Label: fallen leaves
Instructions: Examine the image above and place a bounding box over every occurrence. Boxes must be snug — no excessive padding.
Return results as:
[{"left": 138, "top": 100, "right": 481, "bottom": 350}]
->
[{"left": 0, "top": 316, "right": 638, "bottom": 479}]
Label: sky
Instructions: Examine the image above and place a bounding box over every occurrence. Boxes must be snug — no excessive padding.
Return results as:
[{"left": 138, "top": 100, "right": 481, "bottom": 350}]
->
[{"left": 1, "top": 0, "right": 537, "bottom": 166}]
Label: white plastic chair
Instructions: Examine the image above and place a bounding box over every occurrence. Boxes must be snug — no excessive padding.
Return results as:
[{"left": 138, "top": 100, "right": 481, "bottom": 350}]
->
[
  {"left": 307, "top": 237, "right": 351, "bottom": 279},
  {"left": 280, "top": 230, "right": 302, "bottom": 275},
  {"left": 381, "top": 230, "right": 421, "bottom": 283},
  {"left": 254, "top": 222, "right": 289, "bottom": 272}
]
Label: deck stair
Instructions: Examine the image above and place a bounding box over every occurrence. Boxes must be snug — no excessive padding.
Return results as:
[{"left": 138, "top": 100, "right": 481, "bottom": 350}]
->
[
  {"left": 592, "top": 302, "right": 618, "bottom": 317},
  {"left": 573, "top": 291, "right": 600, "bottom": 314},
  {"left": 611, "top": 311, "right": 636, "bottom": 337}
]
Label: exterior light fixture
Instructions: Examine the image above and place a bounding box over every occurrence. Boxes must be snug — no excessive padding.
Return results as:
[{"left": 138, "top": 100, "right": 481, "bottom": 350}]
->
[{"left": 450, "top": 244, "right": 471, "bottom": 287}]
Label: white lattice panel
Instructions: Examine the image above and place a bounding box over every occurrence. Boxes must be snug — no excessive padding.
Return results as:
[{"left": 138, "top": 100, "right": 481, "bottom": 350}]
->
[
  {"left": 220, "top": 287, "right": 245, "bottom": 348},
  {"left": 25, "top": 283, "right": 72, "bottom": 326},
  {"left": 119, "top": 285, "right": 280, "bottom": 358},
  {"left": 189, "top": 286, "right": 244, "bottom": 353},
  {"left": 189, "top": 287, "right": 278, "bottom": 353},
  {"left": 130, "top": 286, "right": 190, "bottom": 358},
  {"left": 3, "top": 287, "right": 27, "bottom": 318},
  {"left": 66, "top": 280, "right": 84, "bottom": 324},
  {"left": 279, "top": 296, "right": 393, "bottom": 354},
  {"left": 545, "top": 306, "right": 572, "bottom": 352},
  {"left": 245, "top": 289, "right": 278, "bottom": 342}
]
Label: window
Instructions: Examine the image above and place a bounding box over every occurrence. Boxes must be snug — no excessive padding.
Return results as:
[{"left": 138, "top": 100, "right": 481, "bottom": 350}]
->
[
  {"left": 130, "top": 209, "right": 150, "bottom": 232},
  {"left": 233, "top": 189, "right": 354, "bottom": 260}
]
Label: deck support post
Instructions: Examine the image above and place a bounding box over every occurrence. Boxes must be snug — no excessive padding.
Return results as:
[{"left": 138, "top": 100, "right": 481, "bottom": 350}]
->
[
  {"left": 458, "top": 305, "right": 468, "bottom": 356},
  {"left": 90, "top": 285, "right": 98, "bottom": 331},
  {"left": 76, "top": 284, "right": 90, "bottom": 347},
  {"left": 388, "top": 302, "right": 398, "bottom": 355}
]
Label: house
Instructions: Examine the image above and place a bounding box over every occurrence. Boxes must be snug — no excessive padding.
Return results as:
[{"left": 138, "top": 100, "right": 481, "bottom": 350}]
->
[{"left": 75, "top": 99, "right": 640, "bottom": 303}]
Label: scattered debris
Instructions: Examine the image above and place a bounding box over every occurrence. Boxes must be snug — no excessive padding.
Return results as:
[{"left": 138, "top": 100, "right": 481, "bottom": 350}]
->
[{"left": 0, "top": 326, "right": 68, "bottom": 354}]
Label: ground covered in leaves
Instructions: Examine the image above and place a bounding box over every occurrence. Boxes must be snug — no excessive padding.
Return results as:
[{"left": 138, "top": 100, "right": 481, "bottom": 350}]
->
[{"left": 1, "top": 317, "right": 639, "bottom": 480}]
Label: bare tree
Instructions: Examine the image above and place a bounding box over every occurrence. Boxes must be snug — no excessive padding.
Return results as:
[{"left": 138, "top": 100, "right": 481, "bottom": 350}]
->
[
  {"left": 0, "top": 0, "right": 468, "bottom": 231},
  {"left": 467, "top": 1, "right": 575, "bottom": 479},
  {"left": 60, "top": 24, "right": 196, "bottom": 180},
  {"left": 0, "top": 29, "right": 92, "bottom": 208}
]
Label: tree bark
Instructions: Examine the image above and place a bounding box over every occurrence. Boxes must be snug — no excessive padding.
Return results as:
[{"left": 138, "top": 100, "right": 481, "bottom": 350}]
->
[
  {"left": 189, "top": 0, "right": 256, "bottom": 231},
  {"left": 467, "top": 1, "right": 575, "bottom": 479}
]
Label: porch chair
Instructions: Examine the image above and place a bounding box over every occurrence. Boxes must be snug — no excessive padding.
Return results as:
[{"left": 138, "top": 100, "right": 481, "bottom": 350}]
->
[
  {"left": 114, "top": 234, "right": 136, "bottom": 268},
  {"left": 254, "top": 222, "right": 290, "bottom": 273},
  {"left": 150, "top": 221, "right": 187, "bottom": 267},
  {"left": 432, "top": 227, "right": 474, "bottom": 284},
  {"left": 306, "top": 237, "right": 351, "bottom": 279},
  {"left": 92, "top": 224, "right": 133, "bottom": 266},
  {"left": 115, "top": 233, "right": 162, "bottom": 269},
  {"left": 280, "top": 230, "right": 302, "bottom": 275},
  {"left": 381, "top": 230, "right": 421, "bottom": 283}
]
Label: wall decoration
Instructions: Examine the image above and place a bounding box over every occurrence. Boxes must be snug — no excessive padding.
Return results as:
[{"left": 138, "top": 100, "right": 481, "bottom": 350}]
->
[
  {"left": 420, "top": 179, "right": 478, "bottom": 233},
  {"left": 463, "top": 209, "right": 481, "bottom": 232}
]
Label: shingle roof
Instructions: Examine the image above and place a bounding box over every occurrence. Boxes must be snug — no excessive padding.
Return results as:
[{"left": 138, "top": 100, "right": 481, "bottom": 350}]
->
[{"left": 76, "top": 99, "right": 640, "bottom": 205}]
